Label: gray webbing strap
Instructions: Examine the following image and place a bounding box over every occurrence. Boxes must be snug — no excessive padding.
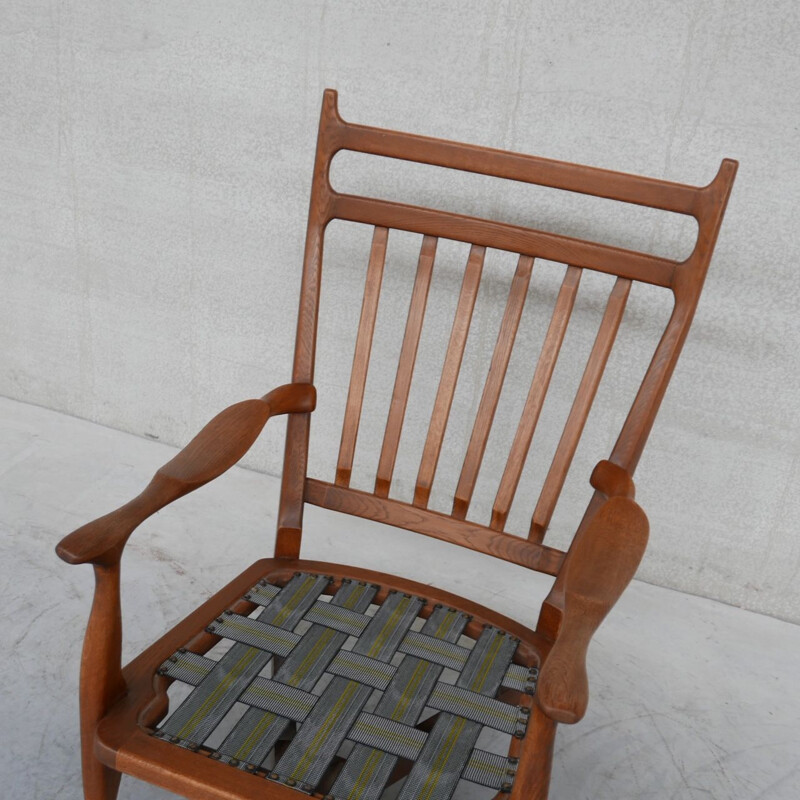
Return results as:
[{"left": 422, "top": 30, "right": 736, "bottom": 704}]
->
[
  {"left": 157, "top": 573, "right": 328, "bottom": 747},
  {"left": 238, "top": 677, "right": 318, "bottom": 722},
  {"left": 426, "top": 682, "right": 526, "bottom": 735},
  {"left": 329, "top": 605, "right": 469, "bottom": 800},
  {"left": 249, "top": 574, "right": 330, "bottom": 629},
  {"left": 217, "top": 579, "right": 377, "bottom": 768},
  {"left": 244, "top": 581, "right": 281, "bottom": 606},
  {"left": 501, "top": 662, "right": 538, "bottom": 694},
  {"left": 154, "top": 574, "right": 529, "bottom": 798},
  {"left": 346, "top": 712, "right": 428, "bottom": 761},
  {"left": 396, "top": 627, "right": 517, "bottom": 800},
  {"left": 158, "top": 650, "right": 215, "bottom": 686},
  {"left": 206, "top": 613, "right": 301, "bottom": 657},
  {"left": 462, "top": 748, "right": 516, "bottom": 790},
  {"left": 326, "top": 650, "right": 397, "bottom": 690},
  {"left": 397, "top": 630, "right": 471, "bottom": 671},
  {"left": 304, "top": 600, "right": 372, "bottom": 636},
  {"left": 272, "top": 591, "right": 423, "bottom": 789}
]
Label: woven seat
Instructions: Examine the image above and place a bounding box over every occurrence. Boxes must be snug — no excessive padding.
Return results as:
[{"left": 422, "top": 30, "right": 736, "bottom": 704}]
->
[
  {"left": 152, "top": 571, "right": 535, "bottom": 799},
  {"left": 93, "top": 559, "right": 549, "bottom": 800},
  {"left": 57, "top": 90, "right": 736, "bottom": 800}
]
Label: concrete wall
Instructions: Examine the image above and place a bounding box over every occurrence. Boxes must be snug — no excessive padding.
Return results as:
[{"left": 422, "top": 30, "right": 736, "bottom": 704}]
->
[{"left": 1, "top": 1, "right": 798, "bottom": 621}]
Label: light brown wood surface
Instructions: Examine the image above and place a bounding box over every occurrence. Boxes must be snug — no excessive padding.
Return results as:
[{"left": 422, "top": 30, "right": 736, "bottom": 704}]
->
[
  {"left": 491, "top": 265, "right": 581, "bottom": 531},
  {"left": 375, "top": 234, "right": 437, "bottom": 497},
  {"left": 413, "top": 243, "right": 486, "bottom": 509},
  {"left": 336, "top": 225, "right": 388, "bottom": 487},
  {"left": 529, "top": 276, "right": 631, "bottom": 541},
  {"left": 452, "top": 254, "right": 533, "bottom": 519}
]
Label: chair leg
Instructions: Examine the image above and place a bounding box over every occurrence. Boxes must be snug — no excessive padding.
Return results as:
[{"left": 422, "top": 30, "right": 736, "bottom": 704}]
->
[
  {"left": 81, "top": 758, "right": 121, "bottom": 800},
  {"left": 510, "top": 706, "right": 557, "bottom": 800},
  {"left": 79, "top": 564, "right": 127, "bottom": 800}
]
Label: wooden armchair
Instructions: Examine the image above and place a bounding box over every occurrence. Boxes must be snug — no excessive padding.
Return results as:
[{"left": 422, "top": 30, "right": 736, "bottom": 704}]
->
[{"left": 57, "top": 90, "right": 736, "bottom": 800}]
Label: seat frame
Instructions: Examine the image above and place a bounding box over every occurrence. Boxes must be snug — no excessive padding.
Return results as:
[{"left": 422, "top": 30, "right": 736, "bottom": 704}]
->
[{"left": 56, "top": 90, "right": 736, "bottom": 800}]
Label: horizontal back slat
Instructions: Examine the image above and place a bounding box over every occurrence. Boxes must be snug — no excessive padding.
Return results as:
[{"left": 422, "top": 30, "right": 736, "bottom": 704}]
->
[
  {"left": 306, "top": 478, "right": 565, "bottom": 576},
  {"left": 332, "top": 112, "right": 705, "bottom": 217},
  {"left": 331, "top": 193, "right": 676, "bottom": 288}
]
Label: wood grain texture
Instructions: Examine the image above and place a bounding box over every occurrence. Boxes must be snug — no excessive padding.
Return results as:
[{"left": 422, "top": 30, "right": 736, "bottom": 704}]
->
[
  {"left": 276, "top": 92, "right": 339, "bottom": 558},
  {"left": 374, "top": 235, "right": 437, "bottom": 497},
  {"left": 508, "top": 706, "right": 557, "bottom": 800},
  {"left": 530, "top": 277, "right": 631, "bottom": 542},
  {"left": 306, "top": 478, "right": 565, "bottom": 576},
  {"left": 413, "top": 244, "right": 485, "bottom": 508},
  {"left": 281, "top": 89, "right": 736, "bottom": 559},
  {"left": 332, "top": 192, "right": 676, "bottom": 288},
  {"left": 536, "top": 495, "right": 649, "bottom": 724},
  {"left": 56, "top": 384, "right": 315, "bottom": 567},
  {"left": 590, "top": 459, "right": 636, "bottom": 499},
  {"left": 335, "top": 226, "right": 389, "bottom": 487},
  {"left": 333, "top": 110, "right": 708, "bottom": 216},
  {"left": 609, "top": 159, "right": 738, "bottom": 475},
  {"left": 80, "top": 564, "right": 125, "bottom": 799},
  {"left": 491, "top": 265, "right": 582, "bottom": 531},
  {"left": 452, "top": 254, "right": 533, "bottom": 519}
]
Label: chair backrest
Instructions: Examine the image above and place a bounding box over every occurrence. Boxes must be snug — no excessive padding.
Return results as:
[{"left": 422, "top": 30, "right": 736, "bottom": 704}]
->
[{"left": 275, "top": 89, "right": 736, "bottom": 577}]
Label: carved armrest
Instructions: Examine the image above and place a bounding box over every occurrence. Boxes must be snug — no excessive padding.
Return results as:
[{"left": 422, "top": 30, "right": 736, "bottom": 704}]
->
[
  {"left": 55, "top": 383, "right": 315, "bottom": 567},
  {"left": 536, "top": 462, "right": 649, "bottom": 724}
]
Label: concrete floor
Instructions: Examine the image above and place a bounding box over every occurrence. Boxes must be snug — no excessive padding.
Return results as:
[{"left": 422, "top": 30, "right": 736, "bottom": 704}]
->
[{"left": 1, "top": 395, "right": 798, "bottom": 799}]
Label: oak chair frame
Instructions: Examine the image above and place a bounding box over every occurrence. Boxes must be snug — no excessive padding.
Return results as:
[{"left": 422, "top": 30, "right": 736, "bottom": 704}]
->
[{"left": 57, "top": 89, "right": 737, "bottom": 800}]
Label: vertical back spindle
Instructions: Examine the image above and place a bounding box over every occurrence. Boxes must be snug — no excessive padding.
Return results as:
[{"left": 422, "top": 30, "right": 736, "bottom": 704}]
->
[
  {"left": 490, "top": 265, "right": 582, "bottom": 531},
  {"left": 335, "top": 226, "right": 389, "bottom": 487},
  {"left": 374, "top": 236, "right": 438, "bottom": 497},
  {"left": 413, "top": 245, "right": 486, "bottom": 508},
  {"left": 529, "top": 276, "right": 631, "bottom": 541},
  {"left": 451, "top": 255, "right": 534, "bottom": 519}
]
